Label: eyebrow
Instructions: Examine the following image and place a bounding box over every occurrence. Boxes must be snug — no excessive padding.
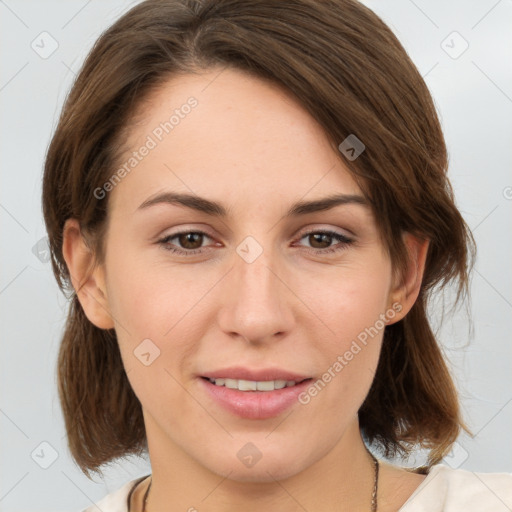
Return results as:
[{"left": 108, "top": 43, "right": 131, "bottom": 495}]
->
[{"left": 136, "top": 191, "right": 368, "bottom": 217}]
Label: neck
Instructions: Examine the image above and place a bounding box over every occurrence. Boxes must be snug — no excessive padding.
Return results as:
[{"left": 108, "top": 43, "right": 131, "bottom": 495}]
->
[{"left": 141, "top": 416, "right": 378, "bottom": 512}]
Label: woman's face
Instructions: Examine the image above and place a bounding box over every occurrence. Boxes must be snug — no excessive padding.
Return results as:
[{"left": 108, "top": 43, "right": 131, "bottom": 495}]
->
[{"left": 99, "top": 67, "right": 403, "bottom": 482}]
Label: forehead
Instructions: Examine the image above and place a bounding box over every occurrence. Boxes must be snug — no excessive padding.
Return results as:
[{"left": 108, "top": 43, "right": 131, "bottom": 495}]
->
[{"left": 109, "top": 67, "right": 364, "bottom": 216}]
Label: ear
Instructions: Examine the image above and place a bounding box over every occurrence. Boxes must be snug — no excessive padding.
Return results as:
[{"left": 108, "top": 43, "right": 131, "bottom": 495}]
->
[
  {"left": 386, "top": 233, "right": 429, "bottom": 325},
  {"left": 62, "top": 218, "right": 115, "bottom": 329}
]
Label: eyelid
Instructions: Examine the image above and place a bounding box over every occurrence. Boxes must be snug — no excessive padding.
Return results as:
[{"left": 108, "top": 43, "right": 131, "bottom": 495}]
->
[
  {"left": 296, "top": 224, "right": 355, "bottom": 240},
  {"left": 157, "top": 224, "right": 355, "bottom": 244},
  {"left": 156, "top": 225, "right": 216, "bottom": 241},
  {"left": 157, "top": 224, "right": 355, "bottom": 258}
]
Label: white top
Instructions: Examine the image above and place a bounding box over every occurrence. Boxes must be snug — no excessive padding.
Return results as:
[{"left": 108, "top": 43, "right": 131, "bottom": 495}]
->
[{"left": 80, "top": 464, "right": 512, "bottom": 512}]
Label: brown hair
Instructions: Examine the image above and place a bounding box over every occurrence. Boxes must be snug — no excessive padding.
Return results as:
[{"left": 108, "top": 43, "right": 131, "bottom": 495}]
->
[{"left": 42, "top": 0, "right": 476, "bottom": 478}]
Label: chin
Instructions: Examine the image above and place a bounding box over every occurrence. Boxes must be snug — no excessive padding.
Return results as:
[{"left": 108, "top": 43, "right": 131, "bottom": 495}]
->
[
  {"left": 200, "top": 445, "right": 308, "bottom": 484},
  {"left": 216, "top": 460, "right": 303, "bottom": 484}
]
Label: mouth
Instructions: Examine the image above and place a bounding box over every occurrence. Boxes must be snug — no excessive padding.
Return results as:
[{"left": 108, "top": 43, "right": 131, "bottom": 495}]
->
[
  {"left": 200, "top": 376, "right": 312, "bottom": 391},
  {"left": 199, "top": 376, "right": 314, "bottom": 419}
]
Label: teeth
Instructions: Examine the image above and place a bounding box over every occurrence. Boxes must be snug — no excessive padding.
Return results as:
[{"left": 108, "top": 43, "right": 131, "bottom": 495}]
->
[{"left": 208, "top": 378, "right": 300, "bottom": 391}]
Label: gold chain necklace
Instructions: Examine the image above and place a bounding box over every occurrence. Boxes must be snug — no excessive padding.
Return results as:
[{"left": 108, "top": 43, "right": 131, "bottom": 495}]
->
[{"left": 140, "top": 453, "right": 379, "bottom": 512}]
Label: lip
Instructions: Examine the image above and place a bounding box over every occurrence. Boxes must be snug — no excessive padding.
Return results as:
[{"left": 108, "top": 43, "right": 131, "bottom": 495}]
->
[
  {"left": 199, "top": 376, "right": 313, "bottom": 420},
  {"left": 200, "top": 366, "right": 311, "bottom": 382}
]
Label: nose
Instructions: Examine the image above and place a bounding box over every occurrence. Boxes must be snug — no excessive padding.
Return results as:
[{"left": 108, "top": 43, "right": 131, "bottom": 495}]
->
[{"left": 216, "top": 240, "right": 296, "bottom": 345}]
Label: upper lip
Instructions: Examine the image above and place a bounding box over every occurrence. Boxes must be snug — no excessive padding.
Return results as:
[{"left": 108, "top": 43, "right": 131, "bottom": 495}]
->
[{"left": 201, "top": 366, "right": 312, "bottom": 382}]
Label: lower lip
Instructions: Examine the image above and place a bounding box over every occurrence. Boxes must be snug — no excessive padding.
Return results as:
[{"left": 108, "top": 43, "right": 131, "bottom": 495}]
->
[{"left": 199, "top": 377, "right": 313, "bottom": 420}]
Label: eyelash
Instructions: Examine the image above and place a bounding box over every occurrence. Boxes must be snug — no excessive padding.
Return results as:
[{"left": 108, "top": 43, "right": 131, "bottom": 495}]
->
[{"left": 157, "top": 229, "right": 354, "bottom": 257}]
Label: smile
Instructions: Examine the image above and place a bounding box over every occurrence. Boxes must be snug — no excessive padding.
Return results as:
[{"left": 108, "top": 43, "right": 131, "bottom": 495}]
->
[
  {"left": 200, "top": 377, "right": 314, "bottom": 419},
  {"left": 204, "top": 377, "right": 308, "bottom": 391}
]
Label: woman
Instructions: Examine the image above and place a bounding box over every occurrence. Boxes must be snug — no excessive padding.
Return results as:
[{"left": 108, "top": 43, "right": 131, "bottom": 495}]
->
[{"left": 42, "top": 0, "right": 512, "bottom": 511}]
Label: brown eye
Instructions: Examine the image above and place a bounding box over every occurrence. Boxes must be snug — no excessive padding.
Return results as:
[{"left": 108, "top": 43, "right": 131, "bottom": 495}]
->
[
  {"left": 176, "top": 232, "right": 204, "bottom": 250},
  {"left": 158, "top": 230, "right": 213, "bottom": 255},
  {"left": 308, "top": 232, "right": 334, "bottom": 249},
  {"left": 297, "top": 229, "right": 354, "bottom": 255}
]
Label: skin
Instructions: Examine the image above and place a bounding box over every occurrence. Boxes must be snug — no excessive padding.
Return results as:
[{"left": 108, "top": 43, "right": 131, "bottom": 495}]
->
[{"left": 63, "top": 67, "right": 429, "bottom": 511}]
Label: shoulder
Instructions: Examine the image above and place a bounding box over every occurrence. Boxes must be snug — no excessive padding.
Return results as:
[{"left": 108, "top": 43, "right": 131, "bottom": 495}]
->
[
  {"left": 399, "top": 464, "right": 512, "bottom": 512},
  {"left": 79, "top": 476, "right": 148, "bottom": 512}
]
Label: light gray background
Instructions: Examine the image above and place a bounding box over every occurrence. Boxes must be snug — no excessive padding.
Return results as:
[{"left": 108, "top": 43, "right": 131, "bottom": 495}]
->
[{"left": 1, "top": 0, "right": 511, "bottom": 510}]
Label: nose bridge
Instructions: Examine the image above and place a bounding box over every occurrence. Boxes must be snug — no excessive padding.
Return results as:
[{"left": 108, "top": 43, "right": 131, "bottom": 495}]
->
[
  {"left": 218, "top": 235, "right": 294, "bottom": 341},
  {"left": 234, "top": 236, "right": 283, "bottom": 309}
]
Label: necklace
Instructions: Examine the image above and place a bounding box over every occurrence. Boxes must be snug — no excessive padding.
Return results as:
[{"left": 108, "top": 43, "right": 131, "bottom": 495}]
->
[{"left": 141, "top": 453, "right": 379, "bottom": 511}]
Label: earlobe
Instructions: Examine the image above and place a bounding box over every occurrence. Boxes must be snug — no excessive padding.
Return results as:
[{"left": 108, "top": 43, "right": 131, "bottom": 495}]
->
[
  {"left": 62, "top": 219, "right": 115, "bottom": 330},
  {"left": 386, "top": 233, "right": 429, "bottom": 325}
]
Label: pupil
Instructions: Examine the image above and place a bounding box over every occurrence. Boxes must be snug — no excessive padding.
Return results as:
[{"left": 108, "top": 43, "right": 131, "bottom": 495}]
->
[
  {"left": 311, "top": 233, "right": 330, "bottom": 248},
  {"left": 180, "top": 233, "right": 202, "bottom": 249}
]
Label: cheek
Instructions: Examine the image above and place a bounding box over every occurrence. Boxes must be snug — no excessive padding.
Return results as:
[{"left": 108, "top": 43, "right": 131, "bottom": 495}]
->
[
  {"left": 307, "top": 258, "right": 392, "bottom": 342},
  {"left": 299, "top": 259, "right": 392, "bottom": 405},
  {"left": 104, "top": 242, "right": 184, "bottom": 333},
  {"left": 104, "top": 250, "right": 213, "bottom": 381},
  {"left": 105, "top": 261, "right": 200, "bottom": 414}
]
